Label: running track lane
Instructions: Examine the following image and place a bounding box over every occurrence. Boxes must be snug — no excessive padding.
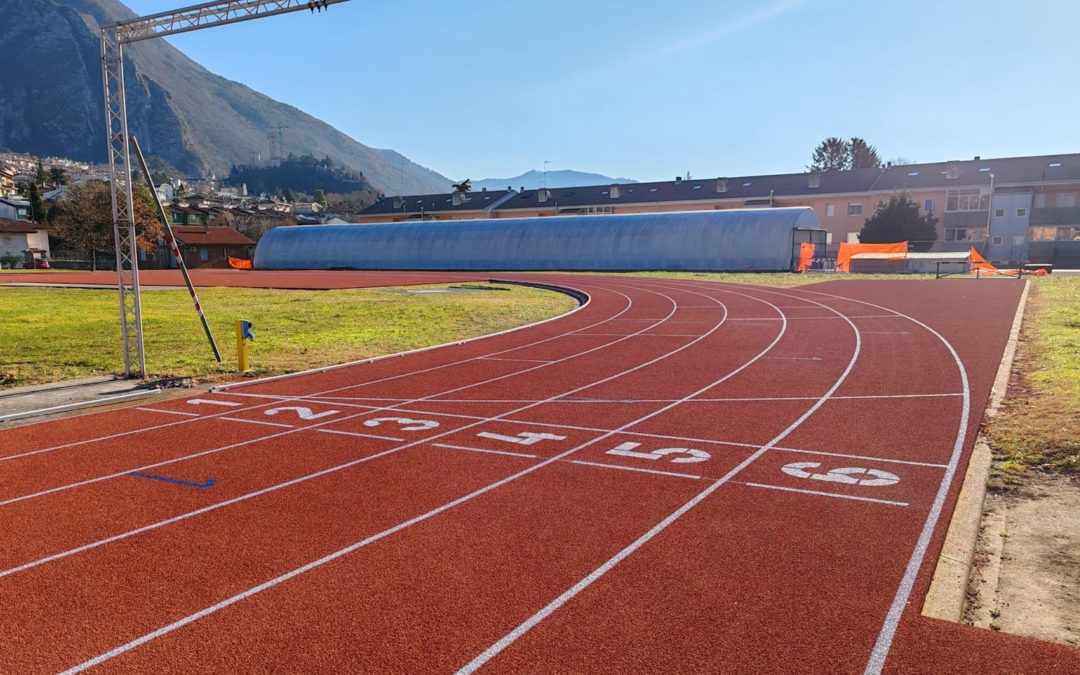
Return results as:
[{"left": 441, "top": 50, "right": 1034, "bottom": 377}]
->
[{"left": 0, "top": 276, "right": 1076, "bottom": 672}]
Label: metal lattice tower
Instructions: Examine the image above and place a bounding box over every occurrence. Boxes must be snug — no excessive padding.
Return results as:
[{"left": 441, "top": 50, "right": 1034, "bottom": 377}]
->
[{"left": 100, "top": 0, "right": 351, "bottom": 376}]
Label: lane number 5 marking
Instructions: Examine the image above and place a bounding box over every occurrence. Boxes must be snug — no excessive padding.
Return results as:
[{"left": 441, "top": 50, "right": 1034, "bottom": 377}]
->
[
  {"left": 363, "top": 417, "right": 440, "bottom": 431},
  {"left": 781, "top": 461, "right": 900, "bottom": 487},
  {"left": 606, "top": 441, "right": 711, "bottom": 464}
]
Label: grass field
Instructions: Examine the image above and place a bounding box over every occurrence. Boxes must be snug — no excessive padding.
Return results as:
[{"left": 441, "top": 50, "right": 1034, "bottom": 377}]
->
[
  {"left": 0, "top": 283, "right": 576, "bottom": 388},
  {"left": 987, "top": 276, "right": 1080, "bottom": 482}
]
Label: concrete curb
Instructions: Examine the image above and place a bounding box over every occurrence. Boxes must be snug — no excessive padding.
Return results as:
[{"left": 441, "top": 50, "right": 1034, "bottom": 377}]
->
[{"left": 922, "top": 279, "right": 1030, "bottom": 621}]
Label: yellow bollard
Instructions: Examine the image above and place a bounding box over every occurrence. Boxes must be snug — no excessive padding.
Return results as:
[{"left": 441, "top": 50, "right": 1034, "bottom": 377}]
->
[{"left": 236, "top": 320, "right": 253, "bottom": 372}]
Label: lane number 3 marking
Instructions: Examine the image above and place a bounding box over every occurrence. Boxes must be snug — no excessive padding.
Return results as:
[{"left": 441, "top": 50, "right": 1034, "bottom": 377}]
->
[
  {"left": 363, "top": 417, "right": 440, "bottom": 431},
  {"left": 781, "top": 461, "right": 900, "bottom": 487},
  {"left": 606, "top": 441, "right": 711, "bottom": 464}
]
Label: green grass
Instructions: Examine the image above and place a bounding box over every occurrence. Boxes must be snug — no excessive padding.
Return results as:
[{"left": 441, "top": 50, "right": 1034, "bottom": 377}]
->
[
  {"left": 987, "top": 276, "right": 1080, "bottom": 483},
  {"left": 0, "top": 284, "right": 576, "bottom": 387}
]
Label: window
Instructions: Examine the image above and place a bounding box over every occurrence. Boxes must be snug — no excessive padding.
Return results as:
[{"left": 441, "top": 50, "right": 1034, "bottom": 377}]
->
[
  {"left": 847, "top": 232, "right": 860, "bottom": 243},
  {"left": 945, "top": 189, "right": 990, "bottom": 211},
  {"left": 1056, "top": 192, "right": 1076, "bottom": 208},
  {"left": 847, "top": 202, "right": 862, "bottom": 216},
  {"left": 1033, "top": 193, "right": 1046, "bottom": 208},
  {"left": 923, "top": 198, "right": 933, "bottom": 213},
  {"left": 994, "top": 209, "right": 1004, "bottom": 218},
  {"left": 1017, "top": 208, "right": 1027, "bottom": 217},
  {"left": 826, "top": 232, "right": 833, "bottom": 244},
  {"left": 825, "top": 203, "right": 835, "bottom": 217},
  {"left": 1030, "top": 225, "right": 1080, "bottom": 241},
  {"left": 945, "top": 228, "right": 987, "bottom": 243},
  {"left": 991, "top": 236, "right": 1003, "bottom": 246},
  {"left": 200, "top": 247, "right": 209, "bottom": 261}
]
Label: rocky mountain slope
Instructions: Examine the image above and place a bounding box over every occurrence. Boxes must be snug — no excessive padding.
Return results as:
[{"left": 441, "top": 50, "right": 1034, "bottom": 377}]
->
[{"left": 0, "top": 0, "right": 448, "bottom": 193}]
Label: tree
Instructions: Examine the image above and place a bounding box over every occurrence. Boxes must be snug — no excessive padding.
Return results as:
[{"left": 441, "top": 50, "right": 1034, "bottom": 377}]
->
[
  {"left": 48, "top": 167, "right": 69, "bottom": 186},
  {"left": 51, "top": 181, "right": 163, "bottom": 271},
  {"left": 810, "top": 137, "right": 850, "bottom": 171},
  {"left": 35, "top": 162, "right": 48, "bottom": 186},
  {"left": 452, "top": 179, "right": 472, "bottom": 193},
  {"left": 313, "top": 188, "right": 327, "bottom": 207},
  {"left": 859, "top": 193, "right": 939, "bottom": 251},
  {"left": 849, "top": 137, "right": 882, "bottom": 169},
  {"left": 28, "top": 183, "right": 46, "bottom": 223},
  {"left": 810, "top": 137, "right": 884, "bottom": 171}
]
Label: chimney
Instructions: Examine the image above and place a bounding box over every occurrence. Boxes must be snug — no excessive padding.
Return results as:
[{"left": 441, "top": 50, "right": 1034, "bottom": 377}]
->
[
  {"left": 717, "top": 178, "right": 728, "bottom": 193},
  {"left": 520, "top": 186, "right": 525, "bottom": 192},
  {"left": 808, "top": 171, "right": 821, "bottom": 189},
  {"left": 481, "top": 186, "right": 487, "bottom": 192},
  {"left": 946, "top": 161, "right": 960, "bottom": 179},
  {"left": 538, "top": 189, "right": 549, "bottom": 203},
  {"left": 610, "top": 184, "right": 620, "bottom": 199},
  {"left": 674, "top": 176, "right": 682, "bottom": 184},
  {"left": 508, "top": 185, "right": 512, "bottom": 191},
  {"left": 973, "top": 156, "right": 980, "bottom": 161},
  {"left": 393, "top": 196, "right": 403, "bottom": 209},
  {"left": 452, "top": 191, "right": 464, "bottom": 206}
]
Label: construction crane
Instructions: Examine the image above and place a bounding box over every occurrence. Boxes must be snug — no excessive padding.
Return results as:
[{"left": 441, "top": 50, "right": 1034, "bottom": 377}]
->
[{"left": 101, "top": 0, "right": 352, "bottom": 377}]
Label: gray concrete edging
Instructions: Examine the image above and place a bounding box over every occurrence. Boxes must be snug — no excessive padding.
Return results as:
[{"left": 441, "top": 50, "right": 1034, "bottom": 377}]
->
[{"left": 922, "top": 279, "right": 1030, "bottom": 621}]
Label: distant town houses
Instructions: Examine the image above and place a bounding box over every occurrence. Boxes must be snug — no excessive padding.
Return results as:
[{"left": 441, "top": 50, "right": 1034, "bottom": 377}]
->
[
  {"left": 0, "top": 216, "right": 49, "bottom": 268},
  {"left": 355, "top": 152, "right": 1080, "bottom": 266}
]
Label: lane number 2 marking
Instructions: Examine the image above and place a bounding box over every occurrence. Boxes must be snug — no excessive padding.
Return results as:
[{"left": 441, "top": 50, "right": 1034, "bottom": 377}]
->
[
  {"left": 781, "top": 462, "right": 900, "bottom": 487},
  {"left": 363, "top": 417, "right": 440, "bottom": 431},
  {"left": 265, "top": 406, "right": 341, "bottom": 420},
  {"left": 477, "top": 431, "right": 567, "bottom": 446},
  {"left": 606, "top": 441, "right": 711, "bottom": 464}
]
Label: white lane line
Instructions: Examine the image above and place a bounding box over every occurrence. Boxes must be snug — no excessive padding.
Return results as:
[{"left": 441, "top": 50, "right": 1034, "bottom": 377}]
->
[
  {"left": 432, "top": 444, "right": 537, "bottom": 459},
  {"left": 762, "top": 356, "right": 822, "bottom": 361},
  {"left": 741, "top": 482, "right": 909, "bottom": 507},
  {"left": 135, "top": 408, "right": 200, "bottom": 417},
  {"left": 316, "top": 429, "right": 403, "bottom": 442},
  {"left": 677, "top": 280, "right": 975, "bottom": 674},
  {"left": 861, "top": 331, "right": 910, "bottom": 335},
  {"left": 63, "top": 281, "right": 800, "bottom": 671},
  {"left": 298, "top": 392, "right": 963, "bottom": 405},
  {"left": 477, "top": 357, "right": 554, "bottom": 364},
  {"left": 0, "top": 283, "right": 631, "bottom": 466},
  {"left": 570, "top": 333, "right": 702, "bottom": 337},
  {"left": 0, "top": 446, "right": 406, "bottom": 583},
  {"left": 221, "top": 417, "right": 294, "bottom": 429},
  {"left": 569, "top": 460, "right": 700, "bottom": 480},
  {"left": 0, "top": 287, "right": 647, "bottom": 505},
  {"left": 456, "top": 285, "right": 861, "bottom": 674}
]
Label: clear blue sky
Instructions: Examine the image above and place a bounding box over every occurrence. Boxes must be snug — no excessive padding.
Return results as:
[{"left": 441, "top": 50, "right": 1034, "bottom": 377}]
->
[{"left": 125, "top": 0, "right": 1079, "bottom": 182}]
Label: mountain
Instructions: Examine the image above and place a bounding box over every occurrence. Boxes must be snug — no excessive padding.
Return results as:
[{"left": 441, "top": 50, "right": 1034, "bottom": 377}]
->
[
  {"left": 473, "top": 170, "right": 637, "bottom": 192},
  {"left": 0, "top": 0, "right": 449, "bottom": 194}
]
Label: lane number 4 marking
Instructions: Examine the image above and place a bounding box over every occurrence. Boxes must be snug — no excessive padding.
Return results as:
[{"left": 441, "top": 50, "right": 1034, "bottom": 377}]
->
[
  {"left": 606, "top": 441, "right": 711, "bottom": 464},
  {"left": 781, "top": 461, "right": 900, "bottom": 487},
  {"left": 265, "top": 406, "right": 341, "bottom": 420},
  {"left": 363, "top": 417, "right": 440, "bottom": 431},
  {"left": 477, "top": 431, "right": 567, "bottom": 446}
]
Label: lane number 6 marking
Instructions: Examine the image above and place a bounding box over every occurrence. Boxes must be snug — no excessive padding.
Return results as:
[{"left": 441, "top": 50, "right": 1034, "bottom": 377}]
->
[
  {"left": 606, "top": 441, "right": 711, "bottom": 464},
  {"left": 363, "top": 417, "right": 440, "bottom": 431},
  {"left": 781, "top": 462, "right": 900, "bottom": 487}
]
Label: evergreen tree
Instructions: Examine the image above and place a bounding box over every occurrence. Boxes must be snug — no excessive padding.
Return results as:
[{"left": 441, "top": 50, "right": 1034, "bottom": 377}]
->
[
  {"left": 859, "top": 193, "right": 939, "bottom": 251},
  {"left": 28, "top": 182, "right": 46, "bottom": 222}
]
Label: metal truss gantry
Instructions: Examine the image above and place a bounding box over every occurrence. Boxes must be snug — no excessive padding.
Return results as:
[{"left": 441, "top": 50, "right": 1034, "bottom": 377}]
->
[{"left": 101, "top": 0, "right": 351, "bottom": 376}]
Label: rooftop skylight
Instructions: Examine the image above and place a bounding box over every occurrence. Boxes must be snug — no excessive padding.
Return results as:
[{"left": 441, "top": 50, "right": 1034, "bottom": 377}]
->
[
  {"left": 979, "top": 167, "right": 991, "bottom": 172},
  {"left": 1049, "top": 162, "right": 1062, "bottom": 167},
  {"left": 908, "top": 171, "right": 919, "bottom": 176}
]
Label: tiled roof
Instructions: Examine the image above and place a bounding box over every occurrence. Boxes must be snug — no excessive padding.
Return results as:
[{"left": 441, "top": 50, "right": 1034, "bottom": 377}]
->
[
  {"left": 171, "top": 226, "right": 254, "bottom": 246},
  {"left": 359, "top": 189, "right": 516, "bottom": 215},
  {"left": 0, "top": 217, "right": 38, "bottom": 233}
]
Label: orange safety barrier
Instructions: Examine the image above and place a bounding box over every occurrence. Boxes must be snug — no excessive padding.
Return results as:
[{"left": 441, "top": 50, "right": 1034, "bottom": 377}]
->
[
  {"left": 228, "top": 256, "right": 253, "bottom": 270},
  {"left": 835, "top": 242, "right": 908, "bottom": 272},
  {"left": 796, "top": 242, "right": 815, "bottom": 272}
]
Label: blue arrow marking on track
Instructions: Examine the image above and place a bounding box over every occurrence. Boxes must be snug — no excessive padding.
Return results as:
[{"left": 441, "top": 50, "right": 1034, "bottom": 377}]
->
[{"left": 129, "top": 471, "right": 216, "bottom": 489}]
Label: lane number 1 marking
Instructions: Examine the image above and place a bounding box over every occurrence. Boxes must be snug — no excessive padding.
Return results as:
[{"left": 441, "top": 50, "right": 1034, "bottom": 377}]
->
[
  {"left": 187, "top": 398, "right": 241, "bottom": 407},
  {"left": 606, "top": 441, "right": 711, "bottom": 464},
  {"left": 477, "top": 431, "right": 567, "bottom": 446},
  {"left": 781, "top": 462, "right": 900, "bottom": 487}
]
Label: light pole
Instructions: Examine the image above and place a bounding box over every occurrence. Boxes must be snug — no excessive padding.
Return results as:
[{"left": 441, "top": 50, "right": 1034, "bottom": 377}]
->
[{"left": 984, "top": 172, "right": 995, "bottom": 253}]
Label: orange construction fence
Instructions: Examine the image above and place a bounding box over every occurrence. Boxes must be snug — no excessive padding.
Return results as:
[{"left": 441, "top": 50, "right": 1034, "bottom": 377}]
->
[
  {"left": 835, "top": 242, "right": 908, "bottom": 272},
  {"left": 796, "top": 242, "right": 815, "bottom": 272},
  {"left": 228, "top": 256, "right": 253, "bottom": 270}
]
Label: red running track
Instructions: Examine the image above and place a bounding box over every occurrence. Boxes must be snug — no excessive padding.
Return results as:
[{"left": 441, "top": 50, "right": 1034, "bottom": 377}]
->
[{"left": 0, "top": 273, "right": 1076, "bottom": 673}]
